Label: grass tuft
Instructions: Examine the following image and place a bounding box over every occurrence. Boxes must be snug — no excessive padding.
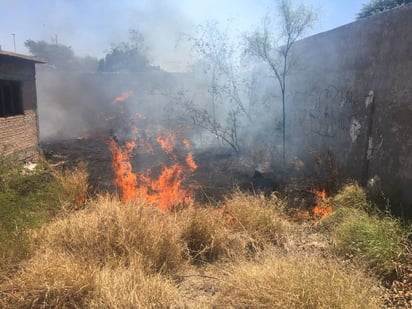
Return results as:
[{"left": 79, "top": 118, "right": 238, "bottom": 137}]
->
[
  {"left": 53, "top": 162, "right": 90, "bottom": 211},
  {"left": 179, "top": 206, "right": 247, "bottom": 263},
  {"left": 215, "top": 253, "right": 381, "bottom": 309},
  {"left": 89, "top": 259, "right": 185, "bottom": 308},
  {"left": 223, "top": 191, "right": 290, "bottom": 248},
  {"left": 34, "top": 196, "right": 185, "bottom": 274},
  {"left": 330, "top": 208, "right": 408, "bottom": 275},
  {"left": 0, "top": 250, "right": 94, "bottom": 308},
  {"left": 332, "top": 183, "right": 370, "bottom": 210},
  {"left": 322, "top": 183, "right": 410, "bottom": 275}
]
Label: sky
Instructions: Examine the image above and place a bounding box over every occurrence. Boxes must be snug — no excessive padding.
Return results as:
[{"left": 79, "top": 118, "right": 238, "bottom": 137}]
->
[{"left": 0, "top": 0, "right": 364, "bottom": 71}]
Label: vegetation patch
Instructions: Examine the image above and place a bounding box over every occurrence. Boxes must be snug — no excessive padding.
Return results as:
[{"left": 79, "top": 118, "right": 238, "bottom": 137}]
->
[
  {"left": 223, "top": 191, "right": 290, "bottom": 248},
  {"left": 322, "top": 183, "right": 410, "bottom": 275},
  {"left": 215, "top": 253, "right": 381, "bottom": 309},
  {"left": 0, "top": 159, "right": 88, "bottom": 274}
]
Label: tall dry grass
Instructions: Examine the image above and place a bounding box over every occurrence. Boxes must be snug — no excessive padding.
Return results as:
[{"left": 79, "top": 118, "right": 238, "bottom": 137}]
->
[
  {"left": 0, "top": 250, "right": 94, "bottom": 308},
  {"left": 223, "top": 191, "right": 290, "bottom": 248},
  {"left": 215, "top": 252, "right": 381, "bottom": 309},
  {"left": 0, "top": 189, "right": 389, "bottom": 308},
  {"left": 53, "top": 162, "right": 90, "bottom": 211},
  {"left": 89, "top": 259, "right": 185, "bottom": 308},
  {"left": 33, "top": 196, "right": 185, "bottom": 274},
  {"left": 179, "top": 206, "right": 250, "bottom": 264}
]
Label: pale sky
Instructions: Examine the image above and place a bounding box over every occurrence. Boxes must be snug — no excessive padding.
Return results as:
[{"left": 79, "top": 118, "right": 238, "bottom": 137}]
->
[{"left": 0, "top": 0, "right": 364, "bottom": 71}]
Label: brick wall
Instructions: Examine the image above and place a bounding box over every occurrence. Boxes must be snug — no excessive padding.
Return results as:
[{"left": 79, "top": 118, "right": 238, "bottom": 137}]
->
[
  {"left": 0, "top": 110, "right": 39, "bottom": 160},
  {"left": 0, "top": 58, "right": 40, "bottom": 161}
]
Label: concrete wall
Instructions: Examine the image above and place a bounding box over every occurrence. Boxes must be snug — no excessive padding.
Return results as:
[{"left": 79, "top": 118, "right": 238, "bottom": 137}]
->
[
  {"left": 0, "top": 58, "right": 40, "bottom": 160},
  {"left": 287, "top": 4, "right": 412, "bottom": 214}
]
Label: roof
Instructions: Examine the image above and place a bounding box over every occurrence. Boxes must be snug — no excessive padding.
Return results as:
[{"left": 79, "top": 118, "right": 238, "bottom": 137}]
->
[{"left": 0, "top": 50, "right": 46, "bottom": 63}]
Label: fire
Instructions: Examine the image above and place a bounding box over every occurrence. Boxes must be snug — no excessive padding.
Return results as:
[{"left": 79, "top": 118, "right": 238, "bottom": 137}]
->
[
  {"left": 107, "top": 119, "right": 197, "bottom": 210},
  {"left": 185, "top": 153, "right": 197, "bottom": 171},
  {"left": 113, "top": 91, "right": 133, "bottom": 104},
  {"left": 108, "top": 139, "right": 138, "bottom": 203},
  {"left": 289, "top": 188, "right": 333, "bottom": 221},
  {"left": 156, "top": 133, "right": 175, "bottom": 155},
  {"left": 311, "top": 189, "right": 333, "bottom": 219}
]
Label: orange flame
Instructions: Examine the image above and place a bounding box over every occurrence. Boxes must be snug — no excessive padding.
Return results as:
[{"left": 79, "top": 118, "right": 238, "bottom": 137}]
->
[
  {"left": 113, "top": 91, "right": 133, "bottom": 104},
  {"left": 108, "top": 124, "right": 197, "bottom": 210},
  {"left": 156, "top": 133, "right": 175, "bottom": 155},
  {"left": 289, "top": 188, "right": 333, "bottom": 222},
  {"left": 108, "top": 139, "right": 138, "bottom": 203},
  {"left": 185, "top": 153, "right": 197, "bottom": 171},
  {"left": 311, "top": 189, "right": 332, "bottom": 219},
  {"left": 183, "top": 139, "right": 191, "bottom": 149}
]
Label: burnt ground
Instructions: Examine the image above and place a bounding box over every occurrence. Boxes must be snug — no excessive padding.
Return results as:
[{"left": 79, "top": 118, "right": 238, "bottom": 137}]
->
[{"left": 41, "top": 136, "right": 281, "bottom": 202}]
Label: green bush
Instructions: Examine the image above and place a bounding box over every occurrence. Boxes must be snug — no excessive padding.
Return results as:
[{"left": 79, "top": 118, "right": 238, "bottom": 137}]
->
[
  {"left": 332, "top": 183, "right": 370, "bottom": 210},
  {"left": 321, "top": 184, "right": 410, "bottom": 275},
  {"left": 332, "top": 208, "right": 409, "bottom": 275}
]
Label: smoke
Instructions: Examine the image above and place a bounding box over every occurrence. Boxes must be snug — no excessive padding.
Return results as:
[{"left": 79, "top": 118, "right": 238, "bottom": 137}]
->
[{"left": 36, "top": 69, "right": 184, "bottom": 141}]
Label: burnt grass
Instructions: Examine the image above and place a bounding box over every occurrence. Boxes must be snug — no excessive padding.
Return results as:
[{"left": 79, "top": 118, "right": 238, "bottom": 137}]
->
[
  {"left": 41, "top": 136, "right": 285, "bottom": 203},
  {"left": 42, "top": 136, "right": 323, "bottom": 199}
]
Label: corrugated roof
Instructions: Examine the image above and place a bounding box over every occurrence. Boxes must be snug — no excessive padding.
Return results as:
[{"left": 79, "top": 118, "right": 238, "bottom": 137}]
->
[{"left": 0, "top": 50, "right": 46, "bottom": 63}]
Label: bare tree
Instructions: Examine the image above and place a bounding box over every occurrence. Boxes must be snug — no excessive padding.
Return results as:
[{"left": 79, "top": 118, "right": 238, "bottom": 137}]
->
[
  {"left": 245, "top": 0, "right": 316, "bottom": 161},
  {"left": 176, "top": 21, "right": 255, "bottom": 153}
]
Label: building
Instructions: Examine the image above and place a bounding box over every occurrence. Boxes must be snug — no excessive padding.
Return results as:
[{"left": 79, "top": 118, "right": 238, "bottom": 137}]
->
[{"left": 0, "top": 50, "right": 46, "bottom": 160}]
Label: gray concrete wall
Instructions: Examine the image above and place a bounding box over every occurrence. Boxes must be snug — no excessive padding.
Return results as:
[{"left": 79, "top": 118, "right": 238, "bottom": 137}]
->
[{"left": 287, "top": 4, "right": 412, "bottom": 214}]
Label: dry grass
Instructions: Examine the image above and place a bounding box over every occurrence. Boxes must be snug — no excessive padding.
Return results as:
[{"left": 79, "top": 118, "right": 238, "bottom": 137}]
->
[
  {"left": 53, "top": 162, "right": 90, "bottom": 211},
  {"left": 0, "top": 250, "right": 94, "bottom": 308},
  {"left": 223, "top": 191, "right": 290, "bottom": 248},
  {"left": 0, "top": 188, "right": 393, "bottom": 308},
  {"left": 215, "top": 252, "right": 381, "bottom": 309},
  {"left": 179, "top": 206, "right": 248, "bottom": 264},
  {"left": 179, "top": 207, "right": 229, "bottom": 263},
  {"left": 33, "top": 196, "right": 185, "bottom": 274},
  {"left": 89, "top": 258, "right": 185, "bottom": 308}
]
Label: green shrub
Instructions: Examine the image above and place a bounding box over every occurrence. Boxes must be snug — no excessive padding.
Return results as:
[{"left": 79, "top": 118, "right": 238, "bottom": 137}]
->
[
  {"left": 332, "top": 183, "right": 370, "bottom": 210},
  {"left": 321, "top": 184, "right": 410, "bottom": 275},
  {"left": 331, "top": 208, "right": 409, "bottom": 275}
]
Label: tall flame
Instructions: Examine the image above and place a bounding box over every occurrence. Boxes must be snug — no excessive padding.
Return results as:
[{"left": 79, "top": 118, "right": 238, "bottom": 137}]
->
[{"left": 108, "top": 132, "right": 196, "bottom": 211}]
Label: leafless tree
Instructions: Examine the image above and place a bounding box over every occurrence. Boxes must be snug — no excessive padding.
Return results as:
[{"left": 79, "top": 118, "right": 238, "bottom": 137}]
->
[
  {"left": 176, "top": 21, "right": 255, "bottom": 153},
  {"left": 245, "top": 0, "right": 316, "bottom": 161}
]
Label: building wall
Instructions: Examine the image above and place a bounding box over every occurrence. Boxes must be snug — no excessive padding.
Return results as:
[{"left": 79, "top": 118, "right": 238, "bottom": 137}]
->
[
  {"left": 0, "top": 59, "right": 40, "bottom": 160},
  {"left": 287, "top": 4, "right": 412, "bottom": 214}
]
